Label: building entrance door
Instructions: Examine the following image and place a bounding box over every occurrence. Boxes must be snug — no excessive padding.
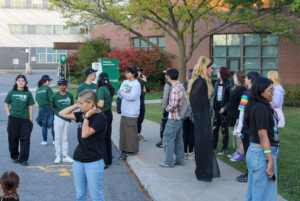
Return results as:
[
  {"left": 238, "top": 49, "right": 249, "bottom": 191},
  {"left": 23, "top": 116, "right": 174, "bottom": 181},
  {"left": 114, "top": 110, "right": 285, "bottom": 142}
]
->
[{"left": 226, "top": 57, "right": 240, "bottom": 77}]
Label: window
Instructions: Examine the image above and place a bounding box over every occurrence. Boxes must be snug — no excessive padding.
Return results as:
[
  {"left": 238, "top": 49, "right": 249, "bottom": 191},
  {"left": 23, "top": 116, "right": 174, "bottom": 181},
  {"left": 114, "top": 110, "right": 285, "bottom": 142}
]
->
[
  {"left": 32, "top": 0, "right": 41, "bottom": 8},
  {"left": 211, "top": 33, "right": 278, "bottom": 78},
  {"left": 0, "top": 0, "right": 4, "bottom": 8},
  {"left": 36, "top": 48, "right": 66, "bottom": 63},
  {"left": 27, "top": 25, "right": 36, "bottom": 34},
  {"left": 11, "top": 0, "right": 26, "bottom": 8},
  {"left": 132, "top": 37, "right": 165, "bottom": 50}
]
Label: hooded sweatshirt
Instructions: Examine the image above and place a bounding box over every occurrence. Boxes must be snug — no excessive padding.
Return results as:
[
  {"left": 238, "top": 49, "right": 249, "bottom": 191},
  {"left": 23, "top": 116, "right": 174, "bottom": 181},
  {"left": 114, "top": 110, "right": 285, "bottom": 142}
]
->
[{"left": 273, "top": 85, "right": 285, "bottom": 109}]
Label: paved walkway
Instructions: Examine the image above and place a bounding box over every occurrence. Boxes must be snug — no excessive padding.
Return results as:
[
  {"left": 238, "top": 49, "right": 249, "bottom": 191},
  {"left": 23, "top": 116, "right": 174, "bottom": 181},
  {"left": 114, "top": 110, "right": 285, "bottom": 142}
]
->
[{"left": 111, "top": 112, "right": 286, "bottom": 201}]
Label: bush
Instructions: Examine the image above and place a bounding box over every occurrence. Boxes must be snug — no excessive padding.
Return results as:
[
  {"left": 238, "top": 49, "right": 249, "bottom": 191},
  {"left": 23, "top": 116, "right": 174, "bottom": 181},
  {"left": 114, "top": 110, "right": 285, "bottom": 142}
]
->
[
  {"left": 66, "top": 52, "right": 85, "bottom": 84},
  {"left": 283, "top": 83, "right": 300, "bottom": 107}
]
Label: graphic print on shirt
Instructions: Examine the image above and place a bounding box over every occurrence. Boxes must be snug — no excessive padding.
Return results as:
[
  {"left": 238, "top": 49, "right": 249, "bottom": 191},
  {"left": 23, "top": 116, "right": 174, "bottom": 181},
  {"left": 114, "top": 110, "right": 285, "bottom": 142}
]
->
[
  {"left": 78, "top": 122, "right": 83, "bottom": 129},
  {"left": 58, "top": 97, "right": 72, "bottom": 106},
  {"left": 37, "top": 90, "right": 46, "bottom": 93},
  {"left": 217, "top": 86, "right": 223, "bottom": 101},
  {"left": 12, "top": 94, "right": 27, "bottom": 101},
  {"left": 122, "top": 84, "right": 132, "bottom": 91}
]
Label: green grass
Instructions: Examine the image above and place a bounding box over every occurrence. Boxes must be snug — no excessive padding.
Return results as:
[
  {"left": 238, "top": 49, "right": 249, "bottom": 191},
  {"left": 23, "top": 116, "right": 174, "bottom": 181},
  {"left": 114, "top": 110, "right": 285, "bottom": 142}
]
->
[
  {"left": 138, "top": 103, "right": 300, "bottom": 201},
  {"left": 51, "top": 85, "right": 59, "bottom": 89}
]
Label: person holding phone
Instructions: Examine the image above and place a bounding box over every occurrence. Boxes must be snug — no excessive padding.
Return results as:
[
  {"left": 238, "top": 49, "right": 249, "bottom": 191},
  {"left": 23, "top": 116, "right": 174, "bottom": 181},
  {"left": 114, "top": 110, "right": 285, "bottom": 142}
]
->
[{"left": 243, "top": 77, "right": 279, "bottom": 201}]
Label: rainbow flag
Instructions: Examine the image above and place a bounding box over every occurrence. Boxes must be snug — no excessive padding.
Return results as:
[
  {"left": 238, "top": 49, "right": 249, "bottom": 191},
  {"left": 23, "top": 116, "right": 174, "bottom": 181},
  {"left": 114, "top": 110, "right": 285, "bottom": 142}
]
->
[{"left": 238, "top": 95, "right": 248, "bottom": 111}]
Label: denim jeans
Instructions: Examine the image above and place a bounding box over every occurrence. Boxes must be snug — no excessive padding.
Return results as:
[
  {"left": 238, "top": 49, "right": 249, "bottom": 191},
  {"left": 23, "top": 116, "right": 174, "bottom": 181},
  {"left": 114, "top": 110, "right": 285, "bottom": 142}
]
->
[
  {"left": 42, "top": 122, "right": 54, "bottom": 142},
  {"left": 163, "top": 119, "right": 184, "bottom": 166},
  {"left": 73, "top": 159, "right": 105, "bottom": 201},
  {"left": 246, "top": 142, "right": 279, "bottom": 201}
]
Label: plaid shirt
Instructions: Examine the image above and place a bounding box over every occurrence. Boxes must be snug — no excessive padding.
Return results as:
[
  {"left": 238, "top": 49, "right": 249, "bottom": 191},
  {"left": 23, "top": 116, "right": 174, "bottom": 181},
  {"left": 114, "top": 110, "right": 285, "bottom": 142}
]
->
[{"left": 166, "top": 81, "right": 184, "bottom": 122}]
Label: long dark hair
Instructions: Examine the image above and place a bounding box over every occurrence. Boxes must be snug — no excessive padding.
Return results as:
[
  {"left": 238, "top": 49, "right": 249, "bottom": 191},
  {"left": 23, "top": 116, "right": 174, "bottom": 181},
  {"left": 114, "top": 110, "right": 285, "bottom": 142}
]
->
[
  {"left": 0, "top": 171, "right": 19, "bottom": 200},
  {"left": 232, "top": 70, "right": 246, "bottom": 90},
  {"left": 96, "top": 78, "right": 115, "bottom": 96},
  {"left": 218, "top": 66, "right": 230, "bottom": 85},
  {"left": 243, "top": 77, "right": 274, "bottom": 131},
  {"left": 13, "top": 82, "right": 28, "bottom": 91},
  {"left": 37, "top": 79, "right": 47, "bottom": 88}
]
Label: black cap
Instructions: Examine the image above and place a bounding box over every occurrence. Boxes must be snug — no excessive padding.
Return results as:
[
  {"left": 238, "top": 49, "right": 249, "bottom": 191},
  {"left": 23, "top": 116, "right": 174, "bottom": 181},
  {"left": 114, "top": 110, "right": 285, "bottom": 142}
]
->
[
  {"left": 15, "top": 74, "right": 27, "bottom": 81},
  {"left": 247, "top": 72, "right": 260, "bottom": 82},
  {"left": 57, "top": 79, "right": 68, "bottom": 85},
  {"left": 41, "top": 75, "right": 53, "bottom": 81},
  {"left": 85, "top": 68, "right": 98, "bottom": 77},
  {"left": 136, "top": 68, "right": 143, "bottom": 72},
  {"left": 99, "top": 72, "right": 109, "bottom": 84}
]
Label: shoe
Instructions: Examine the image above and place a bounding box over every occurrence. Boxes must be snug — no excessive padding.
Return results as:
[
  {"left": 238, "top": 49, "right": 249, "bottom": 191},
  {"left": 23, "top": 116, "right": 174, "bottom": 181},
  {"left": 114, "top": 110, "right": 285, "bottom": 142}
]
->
[
  {"left": 62, "top": 156, "right": 73, "bottom": 163},
  {"left": 218, "top": 149, "right": 228, "bottom": 155},
  {"left": 184, "top": 153, "right": 188, "bottom": 160},
  {"left": 138, "top": 135, "right": 146, "bottom": 141},
  {"left": 54, "top": 156, "right": 61, "bottom": 164},
  {"left": 104, "top": 165, "right": 109, "bottom": 170},
  {"left": 188, "top": 152, "right": 195, "bottom": 160},
  {"left": 12, "top": 159, "right": 19, "bottom": 163},
  {"left": 126, "top": 152, "right": 137, "bottom": 156},
  {"left": 118, "top": 151, "right": 127, "bottom": 160},
  {"left": 20, "top": 161, "right": 28, "bottom": 166},
  {"left": 174, "top": 161, "right": 185, "bottom": 166},
  {"left": 227, "top": 152, "right": 239, "bottom": 158},
  {"left": 156, "top": 141, "right": 163, "bottom": 148},
  {"left": 213, "top": 148, "right": 217, "bottom": 152},
  {"left": 159, "top": 163, "right": 174, "bottom": 168},
  {"left": 52, "top": 141, "right": 55, "bottom": 146},
  {"left": 236, "top": 174, "right": 248, "bottom": 182},
  {"left": 230, "top": 153, "right": 245, "bottom": 161},
  {"left": 41, "top": 141, "right": 47, "bottom": 146}
]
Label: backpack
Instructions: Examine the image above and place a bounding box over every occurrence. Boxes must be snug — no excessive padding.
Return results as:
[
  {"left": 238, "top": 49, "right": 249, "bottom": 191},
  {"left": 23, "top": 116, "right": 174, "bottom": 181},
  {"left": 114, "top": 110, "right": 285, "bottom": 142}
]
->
[
  {"left": 116, "top": 97, "right": 122, "bottom": 114},
  {"left": 179, "top": 82, "right": 189, "bottom": 120}
]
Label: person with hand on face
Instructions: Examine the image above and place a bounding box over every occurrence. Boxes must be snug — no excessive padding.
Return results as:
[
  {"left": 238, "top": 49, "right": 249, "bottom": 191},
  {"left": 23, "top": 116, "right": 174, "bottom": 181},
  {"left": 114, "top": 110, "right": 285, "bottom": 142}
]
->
[
  {"left": 136, "top": 68, "right": 150, "bottom": 141},
  {"left": 118, "top": 66, "right": 141, "bottom": 159},
  {"left": 243, "top": 77, "right": 279, "bottom": 201},
  {"left": 76, "top": 68, "right": 98, "bottom": 101},
  {"left": 186, "top": 56, "right": 221, "bottom": 182},
  {"left": 36, "top": 75, "right": 55, "bottom": 146},
  {"left": 4, "top": 75, "right": 35, "bottom": 166},
  {"left": 59, "top": 90, "right": 106, "bottom": 201},
  {"left": 51, "top": 79, "right": 74, "bottom": 164}
]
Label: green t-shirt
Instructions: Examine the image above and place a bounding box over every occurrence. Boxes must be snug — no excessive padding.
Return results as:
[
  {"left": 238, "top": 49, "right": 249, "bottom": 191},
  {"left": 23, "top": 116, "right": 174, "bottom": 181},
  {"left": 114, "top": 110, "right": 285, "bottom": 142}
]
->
[
  {"left": 35, "top": 85, "right": 53, "bottom": 107},
  {"left": 76, "top": 82, "right": 97, "bottom": 100},
  {"left": 4, "top": 90, "right": 35, "bottom": 119},
  {"left": 97, "top": 86, "right": 113, "bottom": 110},
  {"left": 51, "top": 91, "right": 74, "bottom": 122}
]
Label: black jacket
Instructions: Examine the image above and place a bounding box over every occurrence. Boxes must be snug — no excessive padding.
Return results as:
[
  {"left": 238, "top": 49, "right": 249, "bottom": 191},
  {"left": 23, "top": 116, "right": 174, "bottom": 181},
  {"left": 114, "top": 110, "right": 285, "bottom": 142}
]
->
[
  {"left": 212, "top": 80, "right": 232, "bottom": 111},
  {"left": 138, "top": 79, "right": 150, "bottom": 105}
]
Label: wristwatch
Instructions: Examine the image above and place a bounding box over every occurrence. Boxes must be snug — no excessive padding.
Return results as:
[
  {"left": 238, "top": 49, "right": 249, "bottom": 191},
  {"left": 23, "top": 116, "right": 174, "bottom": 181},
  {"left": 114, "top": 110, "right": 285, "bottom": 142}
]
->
[{"left": 84, "top": 116, "right": 90, "bottom": 121}]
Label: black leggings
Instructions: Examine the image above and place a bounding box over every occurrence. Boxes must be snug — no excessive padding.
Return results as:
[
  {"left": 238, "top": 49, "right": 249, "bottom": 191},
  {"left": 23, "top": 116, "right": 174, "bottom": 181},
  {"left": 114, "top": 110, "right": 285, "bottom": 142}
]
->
[
  {"left": 212, "top": 111, "right": 229, "bottom": 150},
  {"left": 183, "top": 117, "right": 194, "bottom": 153},
  {"left": 103, "top": 110, "right": 113, "bottom": 165},
  {"left": 160, "top": 112, "right": 169, "bottom": 139}
]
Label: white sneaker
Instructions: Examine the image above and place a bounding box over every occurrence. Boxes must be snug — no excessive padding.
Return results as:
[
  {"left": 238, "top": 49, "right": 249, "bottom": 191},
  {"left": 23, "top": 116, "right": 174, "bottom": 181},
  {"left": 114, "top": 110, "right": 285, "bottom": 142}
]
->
[
  {"left": 41, "top": 141, "right": 47, "bottom": 146},
  {"left": 62, "top": 156, "right": 73, "bottom": 163},
  {"left": 52, "top": 141, "right": 55, "bottom": 146},
  {"left": 54, "top": 156, "right": 61, "bottom": 164}
]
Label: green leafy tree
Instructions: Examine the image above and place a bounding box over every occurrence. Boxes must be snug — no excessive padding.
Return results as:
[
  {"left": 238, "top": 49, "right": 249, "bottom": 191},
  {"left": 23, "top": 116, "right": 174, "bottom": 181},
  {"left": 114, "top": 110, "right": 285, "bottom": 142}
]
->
[{"left": 49, "top": 0, "right": 297, "bottom": 82}]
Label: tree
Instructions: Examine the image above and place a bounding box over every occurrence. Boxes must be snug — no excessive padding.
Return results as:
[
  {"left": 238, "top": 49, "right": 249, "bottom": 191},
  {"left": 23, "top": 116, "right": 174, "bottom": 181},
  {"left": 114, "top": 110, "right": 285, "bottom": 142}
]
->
[{"left": 49, "top": 0, "right": 298, "bottom": 82}]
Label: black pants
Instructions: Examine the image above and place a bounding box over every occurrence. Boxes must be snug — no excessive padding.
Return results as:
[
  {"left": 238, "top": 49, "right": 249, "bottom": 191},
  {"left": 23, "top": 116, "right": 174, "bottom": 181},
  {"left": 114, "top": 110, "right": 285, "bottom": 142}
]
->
[
  {"left": 183, "top": 117, "right": 195, "bottom": 153},
  {"left": 242, "top": 133, "right": 250, "bottom": 176},
  {"left": 212, "top": 111, "right": 229, "bottom": 150},
  {"left": 7, "top": 115, "right": 33, "bottom": 162},
  {"left": 103, "top": 110, "right": 113, "bottom": 165},
  {"left": 160, "top": 112, "right": 169, "bottom": 139},
  {"left": 137, "top": 104, "right": 145, "bottom": 134}
]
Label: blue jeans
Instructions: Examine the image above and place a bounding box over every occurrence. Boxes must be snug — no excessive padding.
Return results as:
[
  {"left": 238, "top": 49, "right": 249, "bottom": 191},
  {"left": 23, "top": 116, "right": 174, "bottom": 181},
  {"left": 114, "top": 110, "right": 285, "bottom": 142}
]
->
[
  {"left": 246, "top": 142, "right": 279, "bottom": 201},
  {"left": 163, "top": 119, "right": 184, "bottom": 166},
  {"left": 73, "top": 159, "right": 105, "bottom": 201},
  {"left": 42, "top": 122, "right": 54, "bottom": 142}
]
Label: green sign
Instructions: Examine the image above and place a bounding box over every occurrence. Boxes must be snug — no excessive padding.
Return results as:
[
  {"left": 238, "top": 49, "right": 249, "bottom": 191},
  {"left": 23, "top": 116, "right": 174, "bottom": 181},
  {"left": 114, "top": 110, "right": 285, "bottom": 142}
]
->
[
  {"left": 60, "top": 55, "right": 67, "bottom": 64},
  {"left": 98, "top": 59, "right": 119, "bottom": 95},
  {"left": 99, "top": 59, "right": 119, "bottom": 67}
]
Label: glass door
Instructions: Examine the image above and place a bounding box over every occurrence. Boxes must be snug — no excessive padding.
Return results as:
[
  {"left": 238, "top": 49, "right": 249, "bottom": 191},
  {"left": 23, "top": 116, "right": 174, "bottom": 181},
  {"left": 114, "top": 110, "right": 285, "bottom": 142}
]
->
[{"left": 226, "top": 57, "right": 240, "bottom": 77}]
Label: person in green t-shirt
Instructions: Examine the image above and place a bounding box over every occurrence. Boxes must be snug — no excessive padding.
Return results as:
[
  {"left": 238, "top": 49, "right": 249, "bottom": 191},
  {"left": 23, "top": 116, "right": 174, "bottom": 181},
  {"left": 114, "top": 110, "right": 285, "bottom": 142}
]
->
[
  {"left": 4, "top": 75, "right": 35, "bottom": 166},
  {"left": 96, "top": 72, "right": 115, "bottom": 168},
  {"left": 76, "top": 68, "right": 98, "bottom": 100},
  {"left": 51, "top": 79, "right": 74, "bottom": 164},
  {"left": 35, "top": 75, "right": 55, "bottom": 146}
]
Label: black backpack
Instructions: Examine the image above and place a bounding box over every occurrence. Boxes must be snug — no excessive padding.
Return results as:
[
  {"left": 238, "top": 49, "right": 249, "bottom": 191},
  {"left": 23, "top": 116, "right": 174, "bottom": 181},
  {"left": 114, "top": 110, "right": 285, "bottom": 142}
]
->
[{"left": 116, "top": 97, "right": 122, "bottom": 114}]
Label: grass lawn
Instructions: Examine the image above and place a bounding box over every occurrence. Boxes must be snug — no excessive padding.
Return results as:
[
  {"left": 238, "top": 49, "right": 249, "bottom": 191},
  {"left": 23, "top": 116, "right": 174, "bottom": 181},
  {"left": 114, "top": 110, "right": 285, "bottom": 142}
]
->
[{"left": 138, "top": 103, "right": 299, "bottom": 201}]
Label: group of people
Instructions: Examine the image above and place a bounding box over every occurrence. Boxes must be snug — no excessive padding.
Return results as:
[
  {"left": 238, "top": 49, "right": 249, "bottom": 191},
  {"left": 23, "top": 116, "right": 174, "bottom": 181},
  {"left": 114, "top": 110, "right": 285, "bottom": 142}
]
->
[{"left": 3, "top": 54, "right": 285, "bottom": 200}]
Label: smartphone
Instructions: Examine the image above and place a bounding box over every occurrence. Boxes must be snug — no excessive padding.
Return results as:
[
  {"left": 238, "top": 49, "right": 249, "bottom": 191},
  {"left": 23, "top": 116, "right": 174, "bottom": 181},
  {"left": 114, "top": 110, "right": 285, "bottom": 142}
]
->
[{"left": 272, "top": 174, "right": 276, "bottom": 182}]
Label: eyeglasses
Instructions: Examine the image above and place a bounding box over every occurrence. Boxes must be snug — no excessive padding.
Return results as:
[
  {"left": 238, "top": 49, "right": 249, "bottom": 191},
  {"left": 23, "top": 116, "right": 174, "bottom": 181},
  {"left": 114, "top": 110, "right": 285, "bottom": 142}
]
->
[
  {"left": 124, "top": 71, "right": 130, "bottom": 74},
  {"left": 266, "top": 88, "right": 275, "bottom": 93}
]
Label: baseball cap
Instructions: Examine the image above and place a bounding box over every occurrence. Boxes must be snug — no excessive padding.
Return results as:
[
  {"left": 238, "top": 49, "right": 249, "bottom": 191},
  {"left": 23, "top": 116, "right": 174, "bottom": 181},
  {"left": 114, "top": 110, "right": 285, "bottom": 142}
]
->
[
  {"left": 85, "top": 68, "right": 98, "bottom": 77},
  {"left": 247, "top": 72, "right": 260, "bottom": 82},
  {"left": 99, "top": 72, "right": 109, "bottom": 84},
  {"left": 57, "top": 79, "right": 68, "bottom": 85},
  {"left": 41, "top": 75, "right": 53, "bottom": 81},
  {"left": 15, "top": 74, "right": 27, "bottom": 81}
]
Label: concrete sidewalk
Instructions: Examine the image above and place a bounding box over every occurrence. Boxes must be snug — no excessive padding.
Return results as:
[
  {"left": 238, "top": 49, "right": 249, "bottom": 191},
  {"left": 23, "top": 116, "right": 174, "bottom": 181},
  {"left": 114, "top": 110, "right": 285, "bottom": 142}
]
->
[{"left": 111, "top": 111, "right": 286, "bottom": 201}]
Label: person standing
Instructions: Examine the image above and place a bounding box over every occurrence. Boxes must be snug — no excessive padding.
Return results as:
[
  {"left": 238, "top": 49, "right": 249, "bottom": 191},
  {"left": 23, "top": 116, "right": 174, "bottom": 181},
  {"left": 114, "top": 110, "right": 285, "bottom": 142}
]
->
[
  {"left": 96, "top": 72, "right": 115, "bottom": 169},
  {"left": 118, "top": 66, "right": 141, "bottom": 158},
  {"left": 137, "top": 68, "right": 150, "bottom": 141},
  {"left": 4, "top": 75, "right": 35, "bottom": 166},
  {"left": 156, "top": 70, "right": 172, "bottom": 148},
  {"left": 76, "top": 68, "right": 98, "bottom": 101},
  {"left": 243, "top": 77, "right": 279, "bottom": 201},
  {"left": 183, "top": 69, "right": 195, "bottom": 160},
  {"left": 159, "top": 68, "right": 185, "bottom": 168},
  {"left": 211, "top": 67, "right": 232, "bottom": 153},
  {"left": 186, "top": 56, "right": 220, "bottom": 182},
  {"left": 35, "top": 75, "right": 55, "bottom": 146},
  {"left": 51, "top": 79, "right": 74, "bottom": 164},
  {"left": 59, "top": 90, "right": 106, "bottom": 201},
  {"left": 267, "top": 71, "right": 285, "bottom": 128}
]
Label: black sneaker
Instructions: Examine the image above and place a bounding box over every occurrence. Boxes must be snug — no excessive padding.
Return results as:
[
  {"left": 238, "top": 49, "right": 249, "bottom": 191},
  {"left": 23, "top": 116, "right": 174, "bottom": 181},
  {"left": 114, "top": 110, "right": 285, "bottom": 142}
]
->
[
  {"left": 236, "top": 174, "right": 248, "bottom": 182},
  {"left": 12, "top": 159, "right": 19, "bottom": 163},
  {"left": 104, "top": 165, "right": 109, "bottom": 170},
  {"left": 156, "top": 141, "right": 163, "bottom": 148},
  {"left": 20, "top": 161, "right": 28, "bottom": 166},
  {"left": 218, "top": 149, "right": 228, "bottom": 155}
]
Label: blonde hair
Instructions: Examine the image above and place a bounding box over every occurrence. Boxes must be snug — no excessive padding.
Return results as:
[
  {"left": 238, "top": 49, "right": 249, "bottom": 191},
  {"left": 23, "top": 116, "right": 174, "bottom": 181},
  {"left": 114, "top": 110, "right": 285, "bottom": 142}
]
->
[
  {"left": 186, "top": 56, "right": 213, "bottom": 105},
  {"left": 78, "top": 89, "right": 100, "bottom": 117},
  {"left": 267, "top": 71, "right": 280, "bottom": 86}
]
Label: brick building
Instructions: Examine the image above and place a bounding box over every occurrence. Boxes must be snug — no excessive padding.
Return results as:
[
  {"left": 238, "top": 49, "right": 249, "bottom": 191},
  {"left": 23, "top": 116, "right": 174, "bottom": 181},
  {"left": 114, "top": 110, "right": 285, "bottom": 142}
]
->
[{"left": 91, "top": 20, "right": 300, "bottom": 85}]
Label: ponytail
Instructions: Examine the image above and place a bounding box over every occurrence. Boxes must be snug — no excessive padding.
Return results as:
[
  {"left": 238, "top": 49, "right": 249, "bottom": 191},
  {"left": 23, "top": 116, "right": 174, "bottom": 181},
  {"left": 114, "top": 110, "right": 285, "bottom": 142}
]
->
[{"left": 37, "top": 80, "right": 44, "bottom": 88}]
